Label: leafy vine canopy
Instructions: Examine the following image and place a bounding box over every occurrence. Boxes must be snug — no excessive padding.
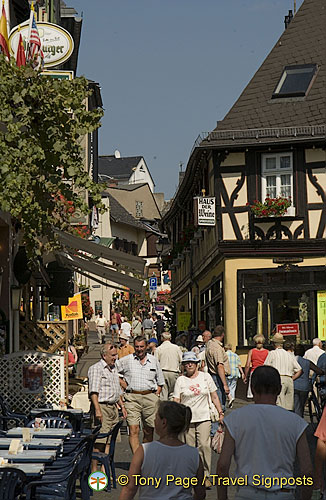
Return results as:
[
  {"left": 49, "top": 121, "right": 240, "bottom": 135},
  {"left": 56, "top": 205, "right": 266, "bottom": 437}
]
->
[{"left": 0, "top": 56, "right": 105, "bottom": 263}]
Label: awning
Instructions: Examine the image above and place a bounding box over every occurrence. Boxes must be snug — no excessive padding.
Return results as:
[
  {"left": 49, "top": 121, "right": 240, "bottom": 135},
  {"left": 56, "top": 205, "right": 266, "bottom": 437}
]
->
[
  {"left": 58, "top": 253, "right": 144, "bottom": 294},
  {"left": 55, "top": 230, "right": 145, "bottom": 274}
]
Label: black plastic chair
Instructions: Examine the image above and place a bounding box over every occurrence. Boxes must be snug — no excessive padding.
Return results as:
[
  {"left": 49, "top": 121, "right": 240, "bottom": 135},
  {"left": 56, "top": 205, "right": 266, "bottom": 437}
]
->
[
  {"left": 31, "top": 410, "right": 81, "bottom": 432},
  {"left": 27, "top": 417, "right": 73, "bottom": 429},
  {"left": 25, "top": 446, "right": 86, "bottom": 500},
  {"left": 0, "top": 467, "right": 26, "bottom": 500},
  {"left": 0, "top": 395, "right": 28, "bottom": 430},
  {"left": 92, "top": 420, "right": 123, "bottom": 491},
  {"left": 44, "top": 427, "right": 101, "bottom": 500}
]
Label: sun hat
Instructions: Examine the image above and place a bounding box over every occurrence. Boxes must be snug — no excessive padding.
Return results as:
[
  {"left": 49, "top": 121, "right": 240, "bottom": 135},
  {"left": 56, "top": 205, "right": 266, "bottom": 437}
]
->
[
  {"left": 196, "top": 335, "right": 204, "bottom": 342},
  {"left": 148, "top": 338, "right": 158, "bottom": 344},
  {"left": 119, "top": 333, "right": 130, "bottom": 341},
  {"left": 271, "top": 332, "right": 285, "bottom": 343},
  {"left": 182, "top": 351, "right": 200, "bottom": 364}
]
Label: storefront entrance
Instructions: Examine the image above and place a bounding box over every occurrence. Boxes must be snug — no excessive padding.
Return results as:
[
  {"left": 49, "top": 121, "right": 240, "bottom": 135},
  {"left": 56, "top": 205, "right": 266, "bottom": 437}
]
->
[{"left": 238, "top": 266, "right": 326, "bottom": 346}]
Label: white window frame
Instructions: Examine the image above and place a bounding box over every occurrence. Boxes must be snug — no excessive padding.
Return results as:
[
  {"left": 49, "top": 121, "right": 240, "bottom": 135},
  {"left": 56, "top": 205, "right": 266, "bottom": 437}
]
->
[{"left": 261, "top": 152, "right": 295, "bottom": 216}]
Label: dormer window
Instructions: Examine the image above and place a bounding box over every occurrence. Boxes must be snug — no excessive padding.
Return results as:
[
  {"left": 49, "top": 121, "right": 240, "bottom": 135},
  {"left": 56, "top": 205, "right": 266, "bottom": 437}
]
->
[{"left": 272, "top": 64, "right": 318, "bottom": 98}]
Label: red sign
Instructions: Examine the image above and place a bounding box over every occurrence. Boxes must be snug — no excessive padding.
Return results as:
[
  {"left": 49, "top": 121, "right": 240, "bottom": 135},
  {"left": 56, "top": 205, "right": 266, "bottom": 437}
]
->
[{"left": 276, "top": 323, "right": 300, "bottom": 335}]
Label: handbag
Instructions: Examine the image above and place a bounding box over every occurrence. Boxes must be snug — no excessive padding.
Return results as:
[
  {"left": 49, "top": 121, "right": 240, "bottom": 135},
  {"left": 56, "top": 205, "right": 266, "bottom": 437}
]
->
[{"left": 211, "top": 423, "right": 225, "bottom": 453}]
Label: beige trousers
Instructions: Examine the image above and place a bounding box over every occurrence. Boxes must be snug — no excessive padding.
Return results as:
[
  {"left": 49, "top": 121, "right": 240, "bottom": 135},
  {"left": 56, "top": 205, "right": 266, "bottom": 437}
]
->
[
  {"left": 183, "top": 420, "right": 211, "bottom": 478},
  {"left": 161, "top": 371, "right": 179, "bottom": 401},
  {"left": 277, "top": 375, "right": 294, "bottom": 410}
]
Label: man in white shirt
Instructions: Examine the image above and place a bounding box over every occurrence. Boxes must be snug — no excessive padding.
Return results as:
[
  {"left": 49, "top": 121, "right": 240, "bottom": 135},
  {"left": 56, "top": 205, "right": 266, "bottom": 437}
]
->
[
  {"left": 264, "top": 332, "right": 302, "bottom": 410},
  {"left": 120, "top": 317, "right": 132, "bottom": 339},
  {"left": 155, "top": 332, "right": 182, "bottom": 400},
  {"left": 304, "top": 338, "right": 324, "bottom": 365},
  {"left": 217, "top": 366, "right": 313, "bottom": 500},
  {"left": 95, "top": 312, "right": 107, "bottom": 344}
]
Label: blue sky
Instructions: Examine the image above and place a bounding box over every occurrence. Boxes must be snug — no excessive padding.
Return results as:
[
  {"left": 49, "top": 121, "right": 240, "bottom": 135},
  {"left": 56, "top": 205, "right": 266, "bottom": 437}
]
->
[{"left": 75, "top": 0, "right": 303, "bottom": 198}]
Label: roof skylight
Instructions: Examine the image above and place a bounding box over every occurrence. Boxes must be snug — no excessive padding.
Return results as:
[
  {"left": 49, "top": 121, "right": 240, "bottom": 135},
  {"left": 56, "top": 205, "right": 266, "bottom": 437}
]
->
[{"left": 272, "top": 64, "right": 318, "bottom": 98}]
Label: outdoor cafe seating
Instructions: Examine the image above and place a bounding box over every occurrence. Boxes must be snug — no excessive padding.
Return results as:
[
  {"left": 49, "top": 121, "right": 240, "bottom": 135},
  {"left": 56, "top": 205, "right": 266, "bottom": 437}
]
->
[{"left": 0, "top": 403, "right": 123, "bottom": 499}]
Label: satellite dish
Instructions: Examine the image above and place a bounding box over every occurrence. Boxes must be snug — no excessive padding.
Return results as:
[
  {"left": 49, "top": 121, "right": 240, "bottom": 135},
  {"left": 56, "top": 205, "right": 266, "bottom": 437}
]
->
[{"left": 114, "top": 150, "right": 121, "bottom": 158}]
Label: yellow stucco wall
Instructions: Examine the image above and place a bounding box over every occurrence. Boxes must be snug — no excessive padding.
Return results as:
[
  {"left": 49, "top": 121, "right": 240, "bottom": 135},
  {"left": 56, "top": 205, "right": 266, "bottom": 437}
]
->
[
  {"left": 220, "top": 152, "right": 245, "bottom": 167},
  {"left": 305, "top": 149, "right": 326, "bottom": 163}
]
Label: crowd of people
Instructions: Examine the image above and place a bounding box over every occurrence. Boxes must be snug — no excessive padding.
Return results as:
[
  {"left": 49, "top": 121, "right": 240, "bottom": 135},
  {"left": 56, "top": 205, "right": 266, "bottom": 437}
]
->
[{"left": 86, "top": 316, "right": 326, "bottom": 500}]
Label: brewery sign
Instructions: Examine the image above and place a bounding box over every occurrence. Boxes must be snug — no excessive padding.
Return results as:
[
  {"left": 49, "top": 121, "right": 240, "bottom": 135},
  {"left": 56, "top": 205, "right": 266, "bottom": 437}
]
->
[{"left": 9, "top": 22, "right": 74, "bottom": 68}]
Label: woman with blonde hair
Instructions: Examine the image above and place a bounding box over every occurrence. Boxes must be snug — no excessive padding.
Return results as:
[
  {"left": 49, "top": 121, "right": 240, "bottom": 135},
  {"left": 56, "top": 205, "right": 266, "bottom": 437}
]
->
[
  {"left": 119, "top": 401, "right": 205, "bottom": 500},
  {"left": 244, "top": 334, "right": 269, "bottom": 398}
]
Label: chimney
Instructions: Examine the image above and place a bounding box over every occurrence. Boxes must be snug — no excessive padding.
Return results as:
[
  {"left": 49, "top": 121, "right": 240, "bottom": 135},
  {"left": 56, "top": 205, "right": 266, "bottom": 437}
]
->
[{"left": 284, "top": 10, "right": 293, "bottom": 29}]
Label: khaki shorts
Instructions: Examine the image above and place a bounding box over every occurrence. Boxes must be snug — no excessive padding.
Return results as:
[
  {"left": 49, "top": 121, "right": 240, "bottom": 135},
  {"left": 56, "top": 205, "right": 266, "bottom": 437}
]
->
[
  {"left": 124, "top": 392, "right": 159, "bottom": 428},
  {"left": 91, "top": 402, "right": 119, "bottom": 444}
]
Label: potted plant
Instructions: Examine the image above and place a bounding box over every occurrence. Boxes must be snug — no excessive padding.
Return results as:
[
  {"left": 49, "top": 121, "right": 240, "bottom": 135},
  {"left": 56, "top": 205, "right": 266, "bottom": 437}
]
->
[{"left": 249, "top": 197, "right": 291, "bottom": 217}]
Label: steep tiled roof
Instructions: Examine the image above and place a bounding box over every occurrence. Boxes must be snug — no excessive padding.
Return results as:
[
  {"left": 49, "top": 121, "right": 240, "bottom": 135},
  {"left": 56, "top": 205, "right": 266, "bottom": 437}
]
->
[
  {"left": 99, "top": 156, "right": 142, "bottom": 180},
  {"left": 108, "top": 183, "right": 147, "bottom": 191},
  {"left": 203, "top": 0, "right": 325, "bottom": 147},
  {"left": 105, "top": 194, "right": 146, "bottom": 230}
]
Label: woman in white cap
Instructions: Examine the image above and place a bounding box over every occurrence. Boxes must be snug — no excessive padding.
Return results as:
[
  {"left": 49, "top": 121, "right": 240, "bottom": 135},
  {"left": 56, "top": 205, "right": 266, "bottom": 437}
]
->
[{"left": 173, "top": 351, "right": 224, "bottom": 488}]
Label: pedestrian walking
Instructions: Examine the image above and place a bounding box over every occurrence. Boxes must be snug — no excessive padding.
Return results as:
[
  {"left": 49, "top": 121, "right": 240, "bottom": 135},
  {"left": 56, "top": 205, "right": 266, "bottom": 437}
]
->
[
  {"left": 224, "top": 343, "right": 246, "bottom": 408},
  {"left": 155, "top": 331, "right": 182, "bottom": 400},
  {"left": 205, "top": 325, "right": 230, "bottom": 436},
  {"left": 116, "top": 336, "right": 164, "bottom": 453},
  {"left": 264, "top": 333, "right": 302, "bottom": 410},
  {"left": 293, "top": 343, "right": 322, "bottom": 417},
  {"left": 154, "top": 314, "right": 165, "bottom": 343},
  {"left": 217, "top": 366, "right": 313, "bottom": 500},
  {"left": 174, "top": 351, "right": 224, "bottom": 488},
  {"left": 244, "top": 334, "right": 269, "bottom": 398},
  {"left": 198, "top": 330, "right": 212, "bottom": 372},
  {"left": 304, "top": 338, "right": 324, "bottom": 365},
  {"left": 118, "top": 333, "right": 135, "bottom": 359},
  {"left": 141, "top": 315, "right": 154, "bottom": 340},
  {"left": 95, "top": 312, "right": 107, "bottom": 344},
  {"left": 131, "top": 316, "right": 142, "bottom": 336},
  {"left": 120, "top": 317, "right": 132, "bottom": 339},
  {"left": 119, "top": 401, "right": 205, "bottom": 500},
  {"left": 147, "top": 337, "right": 158, "bottom": 355},
  {"left": 88, "top": 343, "right": 127, "bottom": 472}
]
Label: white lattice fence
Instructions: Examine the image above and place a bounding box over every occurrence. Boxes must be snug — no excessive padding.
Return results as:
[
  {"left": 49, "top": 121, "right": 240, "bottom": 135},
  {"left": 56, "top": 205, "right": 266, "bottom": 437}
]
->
[{"left": 0, "top": 351, "right": 65, "bottom": 414}]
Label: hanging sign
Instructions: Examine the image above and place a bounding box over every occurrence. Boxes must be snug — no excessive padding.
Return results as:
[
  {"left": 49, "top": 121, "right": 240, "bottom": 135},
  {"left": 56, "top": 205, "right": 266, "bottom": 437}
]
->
[
  {"left": 194, "top": 197, "right": 216, "bottom": 226},
  {"left": 9, "top": 21, "right": 74, "bottom": 68},
  {"left": 317, "top": 291, "right": 326, "bottom": 340},
  {"left": 61, "top": 294, "right": 83, "bottom": 321}
]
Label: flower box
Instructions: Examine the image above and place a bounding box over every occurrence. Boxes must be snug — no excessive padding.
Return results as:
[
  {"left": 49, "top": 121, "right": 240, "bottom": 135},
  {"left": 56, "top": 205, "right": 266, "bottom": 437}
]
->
[{"left": 249, "top": 197, "right": 291, "bottom": 217}]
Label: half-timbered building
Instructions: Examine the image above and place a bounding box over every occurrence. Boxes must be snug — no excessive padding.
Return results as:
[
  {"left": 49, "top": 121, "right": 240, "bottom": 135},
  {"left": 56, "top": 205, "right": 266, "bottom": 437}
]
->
[{"left": 162, "top": 0, "right": 326, "bottom": 352}]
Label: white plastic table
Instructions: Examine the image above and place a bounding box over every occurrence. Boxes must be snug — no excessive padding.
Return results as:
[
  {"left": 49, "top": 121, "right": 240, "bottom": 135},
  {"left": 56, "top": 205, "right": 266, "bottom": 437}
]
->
[
  {"left": 0, "top": 438, "right": 63, "bottom": 451},
  {"left": 0, "top": 450, "right": 56, "bottom": 463},
  {"left": 0, "top": 463, "right": 45, "bottom": 476},
  {"left": 7, "top": 427, "right": 72, "bottom": 439}
]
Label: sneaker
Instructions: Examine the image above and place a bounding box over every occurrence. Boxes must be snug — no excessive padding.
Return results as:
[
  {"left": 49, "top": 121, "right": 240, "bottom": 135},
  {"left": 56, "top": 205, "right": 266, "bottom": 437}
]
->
[
  {"left": 205, "top": 478, "right": 212, "bottom": 489},
  {"left": 228, "top": 398, "right": 234, "bottom": 408}
]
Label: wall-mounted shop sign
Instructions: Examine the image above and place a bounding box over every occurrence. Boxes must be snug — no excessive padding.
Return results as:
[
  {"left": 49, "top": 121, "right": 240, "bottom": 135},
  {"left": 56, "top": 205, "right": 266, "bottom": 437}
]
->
[
  {"left": 276, "top": 323, "right": 299, "bottom": 336},
  {"left": 9, "top": 22, "right": 74, "bottom": 68},
  {"left": 194, "top": 197, "right": 216, "bottom": 226},
  {"left": 317, "top": 291, "right": 326, "bottom": 340}
]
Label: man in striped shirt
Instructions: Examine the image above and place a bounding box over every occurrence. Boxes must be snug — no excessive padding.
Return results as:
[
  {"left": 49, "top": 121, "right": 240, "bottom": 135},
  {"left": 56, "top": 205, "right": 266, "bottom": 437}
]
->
[{"left": 116, "top": 336, "right": 164, "bottom": 453}]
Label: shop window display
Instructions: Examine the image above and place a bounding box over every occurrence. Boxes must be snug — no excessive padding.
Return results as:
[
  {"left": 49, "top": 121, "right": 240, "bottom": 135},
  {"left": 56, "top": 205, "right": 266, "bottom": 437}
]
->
[{"left": 239, "top": 268, "right": 326, "bottom": 346}]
